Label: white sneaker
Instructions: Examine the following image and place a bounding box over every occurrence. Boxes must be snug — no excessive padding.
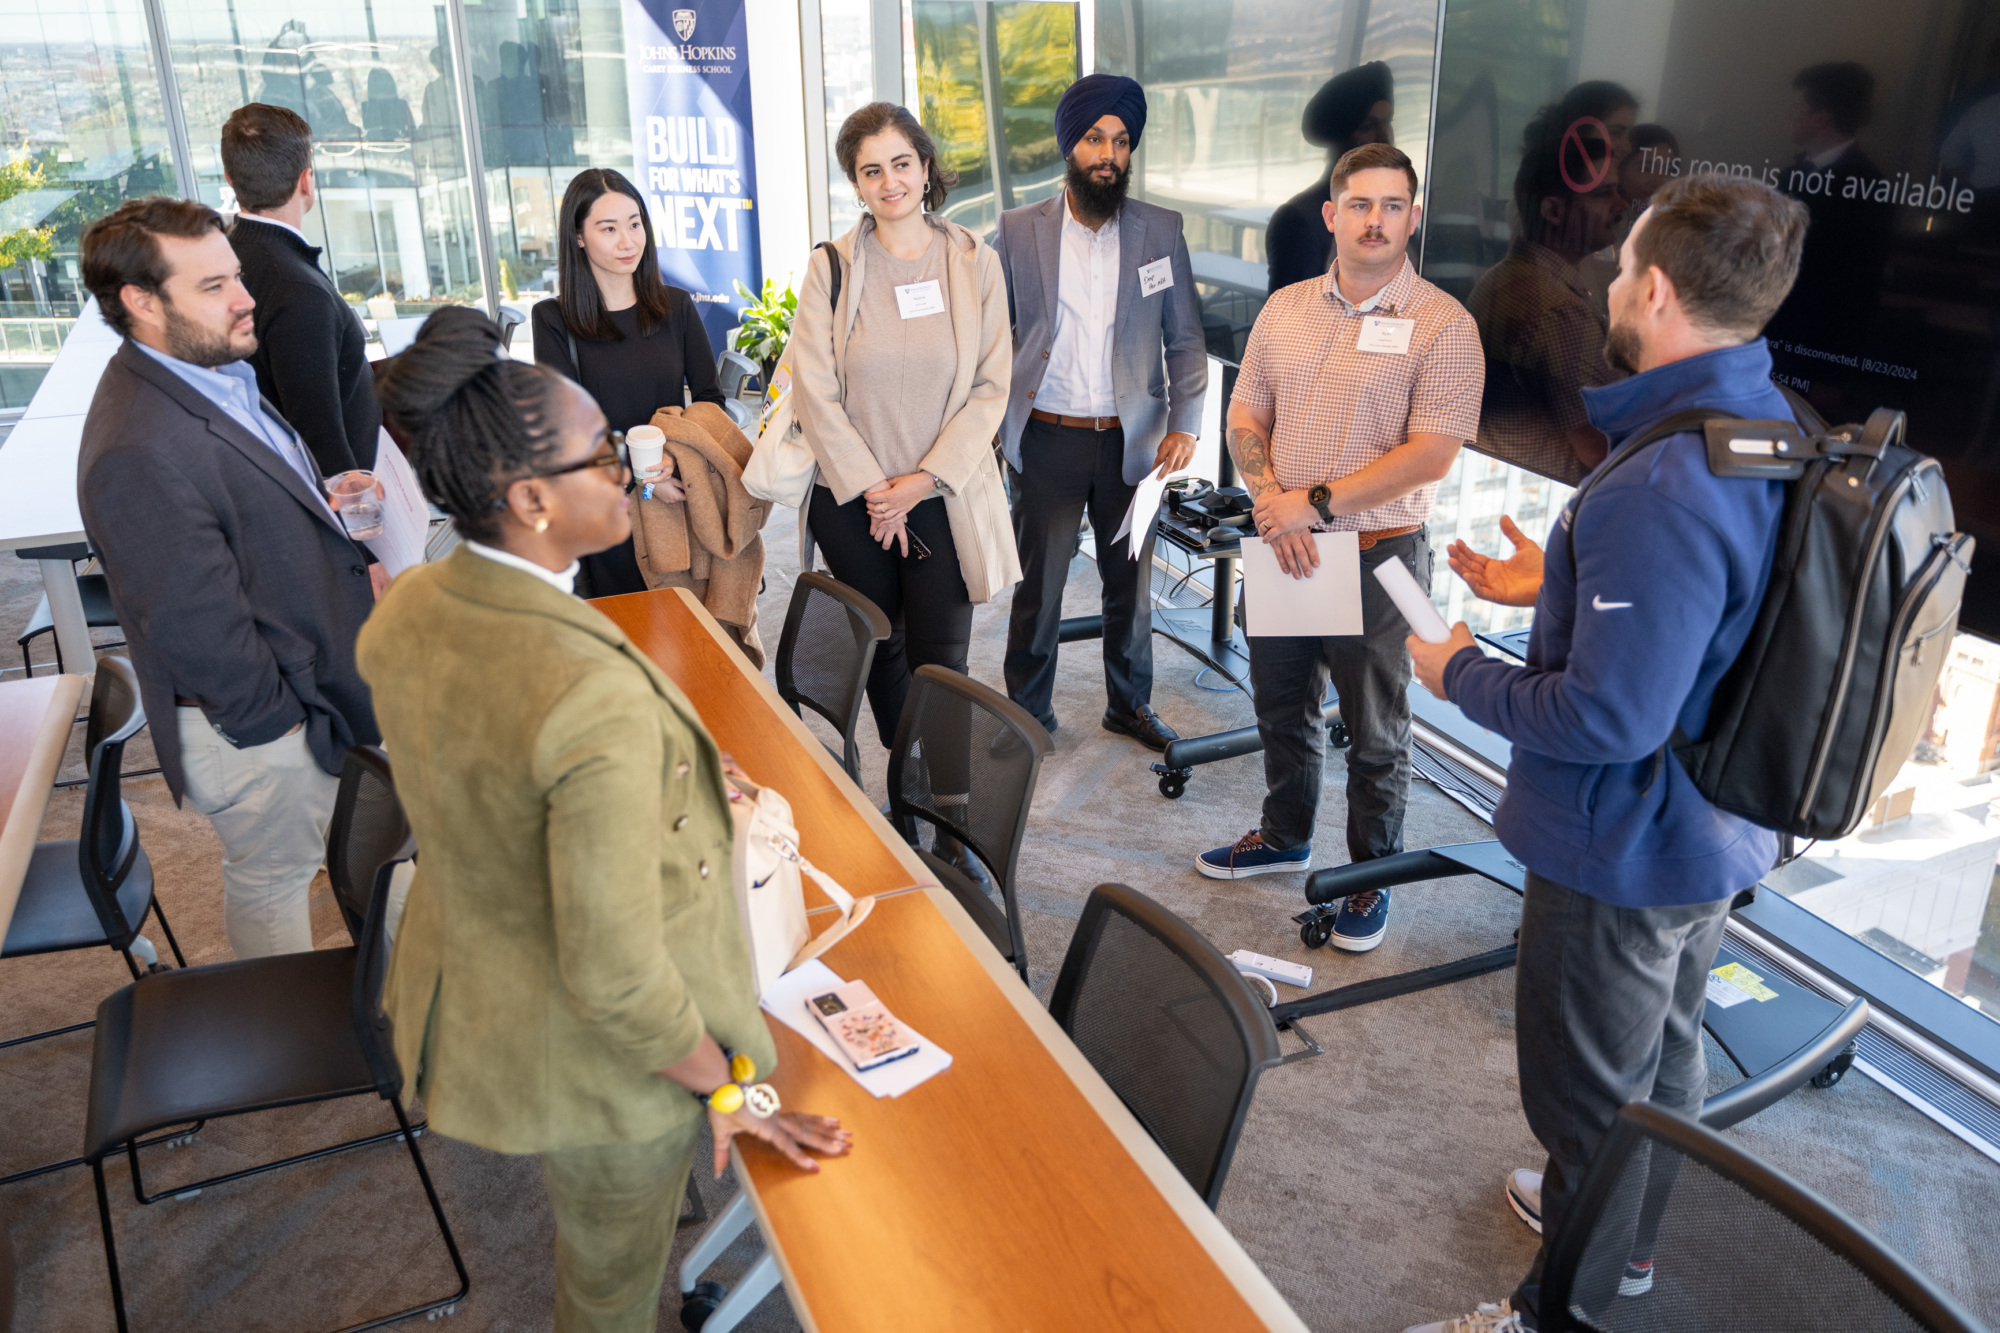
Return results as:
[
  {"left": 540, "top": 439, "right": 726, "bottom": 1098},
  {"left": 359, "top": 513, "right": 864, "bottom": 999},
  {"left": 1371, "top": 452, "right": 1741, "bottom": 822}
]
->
[
  {"left": 1404, "top": 1300, "right": 1528, "bottom": 1333},
  {"left": 1506, "top": 1168, "right": 1543, "bottom": 1234}
]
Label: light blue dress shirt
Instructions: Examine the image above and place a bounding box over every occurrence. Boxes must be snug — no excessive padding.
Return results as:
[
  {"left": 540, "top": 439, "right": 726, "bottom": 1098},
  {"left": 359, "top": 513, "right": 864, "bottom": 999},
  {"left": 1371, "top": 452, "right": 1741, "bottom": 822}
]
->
[{"left": 134, "top": 340, "right": 338, "bottom": 519}]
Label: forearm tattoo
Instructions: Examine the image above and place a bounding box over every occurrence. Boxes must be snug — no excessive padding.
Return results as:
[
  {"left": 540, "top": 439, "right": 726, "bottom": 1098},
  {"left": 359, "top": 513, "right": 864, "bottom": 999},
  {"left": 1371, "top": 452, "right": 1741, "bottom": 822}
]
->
[{"left": 1228, "top": 425, "right": 1279, "bottom": 498}]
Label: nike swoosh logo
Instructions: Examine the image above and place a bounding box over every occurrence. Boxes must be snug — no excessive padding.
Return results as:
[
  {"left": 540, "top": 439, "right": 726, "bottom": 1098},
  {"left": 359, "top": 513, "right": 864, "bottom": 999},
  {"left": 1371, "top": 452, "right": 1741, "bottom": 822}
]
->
[{"left": 1593, "top": 595, "right": 1633, "bottom": 610}]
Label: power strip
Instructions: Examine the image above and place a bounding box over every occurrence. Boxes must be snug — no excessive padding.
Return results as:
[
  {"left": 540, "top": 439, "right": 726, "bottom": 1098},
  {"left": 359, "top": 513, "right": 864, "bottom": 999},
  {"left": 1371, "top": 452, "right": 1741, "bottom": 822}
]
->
[{"left": 1228, "top": 949, "right": 1312, "bottom": 990}]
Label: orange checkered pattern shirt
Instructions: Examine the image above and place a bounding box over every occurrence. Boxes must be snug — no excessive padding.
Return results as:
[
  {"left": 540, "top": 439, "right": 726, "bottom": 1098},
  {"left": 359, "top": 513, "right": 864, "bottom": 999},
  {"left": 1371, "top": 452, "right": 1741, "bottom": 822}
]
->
[{"left": 1233, "top": 258, "right": 1484, "bottom": 531}]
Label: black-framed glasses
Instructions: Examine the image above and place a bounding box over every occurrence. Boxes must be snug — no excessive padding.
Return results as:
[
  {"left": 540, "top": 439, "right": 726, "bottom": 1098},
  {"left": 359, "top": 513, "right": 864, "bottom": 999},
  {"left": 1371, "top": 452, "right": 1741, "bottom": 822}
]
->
[
  {"left": 525, "top": 429, "right": 631, "bottom": 483},
  {"left": 907, "top": 529, "right": 932, "bottom": 560}
]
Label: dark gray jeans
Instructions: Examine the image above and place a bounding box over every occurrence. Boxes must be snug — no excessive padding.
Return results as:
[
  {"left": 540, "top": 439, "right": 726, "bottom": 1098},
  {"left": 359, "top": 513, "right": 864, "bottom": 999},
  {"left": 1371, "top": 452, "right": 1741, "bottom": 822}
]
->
[
  {"left": 1248, "top": 528, "right": 1429, "bottom": 861},
  {"left": 1510, "top": 871, "right": 1733, "bottom": 1324}
]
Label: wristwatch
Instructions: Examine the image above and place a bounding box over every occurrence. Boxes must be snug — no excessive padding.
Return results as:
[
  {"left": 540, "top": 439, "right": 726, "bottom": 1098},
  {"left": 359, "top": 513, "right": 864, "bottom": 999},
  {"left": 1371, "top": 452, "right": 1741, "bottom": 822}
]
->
[{"left": 1307, "top": 484, "right": 1335, "bottom": 525}]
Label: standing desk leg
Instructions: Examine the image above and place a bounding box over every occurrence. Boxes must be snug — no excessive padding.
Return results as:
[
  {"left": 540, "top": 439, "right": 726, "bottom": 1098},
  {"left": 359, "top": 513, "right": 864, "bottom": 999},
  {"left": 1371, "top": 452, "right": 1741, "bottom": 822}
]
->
[{"left": 38, "top": 559, "right": 92, "bottom": 677}]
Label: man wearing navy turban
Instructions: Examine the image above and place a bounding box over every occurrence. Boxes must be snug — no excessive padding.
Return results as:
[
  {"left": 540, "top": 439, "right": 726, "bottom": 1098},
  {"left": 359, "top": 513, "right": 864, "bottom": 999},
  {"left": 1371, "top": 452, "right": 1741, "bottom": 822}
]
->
[{"left": 990, "top": 73, "right": 1208, "bottom": 753}]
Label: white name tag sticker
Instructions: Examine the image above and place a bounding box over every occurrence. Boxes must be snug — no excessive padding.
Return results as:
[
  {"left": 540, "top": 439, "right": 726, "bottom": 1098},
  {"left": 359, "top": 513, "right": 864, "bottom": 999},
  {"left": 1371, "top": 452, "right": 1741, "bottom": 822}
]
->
[
  {"left": 1356, "top": 315, "right": 1415, "bottom": 355},
  {"left": 894, "top": 279, "right": 946, "bottom": 320},
  {"left": 1137, "top": 256, "right": 1174, "bottom": 298}
]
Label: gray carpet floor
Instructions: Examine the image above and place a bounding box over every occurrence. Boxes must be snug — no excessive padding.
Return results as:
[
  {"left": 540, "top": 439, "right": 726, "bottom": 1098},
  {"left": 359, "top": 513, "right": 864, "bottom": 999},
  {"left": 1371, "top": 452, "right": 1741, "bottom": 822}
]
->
[{"left": 3, "top": 511, "right": 1997, "bottom": 1332}]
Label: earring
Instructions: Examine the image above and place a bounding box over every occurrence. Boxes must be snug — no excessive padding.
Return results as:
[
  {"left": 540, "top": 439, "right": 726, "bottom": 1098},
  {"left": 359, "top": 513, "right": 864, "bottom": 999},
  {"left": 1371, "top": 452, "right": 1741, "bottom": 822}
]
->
[{"left": 534, "top": 517, "right": 550, "bottom": 533}]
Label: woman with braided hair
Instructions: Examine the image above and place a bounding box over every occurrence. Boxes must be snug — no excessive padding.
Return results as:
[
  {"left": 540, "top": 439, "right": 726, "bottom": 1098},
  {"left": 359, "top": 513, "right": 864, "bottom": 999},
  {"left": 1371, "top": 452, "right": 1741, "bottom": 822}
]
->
[{"left": 358, "top": 307, "right": 850, "bottom": 1332}]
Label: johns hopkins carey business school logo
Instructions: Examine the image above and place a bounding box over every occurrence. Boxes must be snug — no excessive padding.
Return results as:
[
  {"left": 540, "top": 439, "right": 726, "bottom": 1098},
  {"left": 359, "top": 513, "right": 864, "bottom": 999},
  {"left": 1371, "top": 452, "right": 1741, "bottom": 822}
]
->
[{"left": 672, "top": 8, "right": 696, "bottom": 40}]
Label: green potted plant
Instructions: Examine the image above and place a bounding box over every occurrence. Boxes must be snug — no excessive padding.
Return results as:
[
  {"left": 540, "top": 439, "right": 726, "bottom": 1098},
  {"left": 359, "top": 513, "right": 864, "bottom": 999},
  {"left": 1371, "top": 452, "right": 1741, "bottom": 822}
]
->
[{"left": 730, "top": 276, "right": 796, "bottom": 387}]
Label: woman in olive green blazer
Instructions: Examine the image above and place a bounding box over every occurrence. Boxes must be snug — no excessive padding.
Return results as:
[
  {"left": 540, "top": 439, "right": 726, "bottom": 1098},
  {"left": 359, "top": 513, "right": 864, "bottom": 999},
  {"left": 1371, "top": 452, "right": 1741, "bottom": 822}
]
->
[{"left": 361, "top": 309, "right": 848, "bottom": 1333}]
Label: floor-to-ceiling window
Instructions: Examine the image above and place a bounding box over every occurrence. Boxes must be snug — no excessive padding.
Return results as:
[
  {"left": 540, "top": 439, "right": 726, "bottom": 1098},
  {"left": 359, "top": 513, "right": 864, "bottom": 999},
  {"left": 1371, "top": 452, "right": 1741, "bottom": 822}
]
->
[{"left": 0, "top": 0, "right": 177, "bottom": 407}]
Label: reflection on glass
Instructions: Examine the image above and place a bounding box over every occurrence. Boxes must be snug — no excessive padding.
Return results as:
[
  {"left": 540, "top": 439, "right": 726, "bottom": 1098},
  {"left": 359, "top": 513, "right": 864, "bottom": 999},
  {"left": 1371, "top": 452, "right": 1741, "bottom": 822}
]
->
[
  {"left": 1094, "top": 0, "right": 1439, "bottom": 363},
  {"left": 913, "top": 0, "right": 1077, "bottom": 236},
  {"left": 0, "top": 0, "right": 174, "bottom": 406},
  {"left": 163, "top": 0, "right": 488, "bottom": 340},
  {"left": 821, "top": 0, "right": 875, "bottom": 237},
  {"left": 464, "top": 0, "right": 630, "bottom": 321},
  {"left": 1427, "top": 0, "right": 2000, "bottom": 1028}
]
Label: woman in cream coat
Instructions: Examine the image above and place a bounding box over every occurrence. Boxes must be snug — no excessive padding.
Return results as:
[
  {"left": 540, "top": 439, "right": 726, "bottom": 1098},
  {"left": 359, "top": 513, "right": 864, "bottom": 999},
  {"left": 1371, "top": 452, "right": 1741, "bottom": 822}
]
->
[
  {"left": 789, "top": 101, "right": 1019, "bottom": 798},
  {"left": 360, "top": 308, "right": 849, "bottom": 1333}
]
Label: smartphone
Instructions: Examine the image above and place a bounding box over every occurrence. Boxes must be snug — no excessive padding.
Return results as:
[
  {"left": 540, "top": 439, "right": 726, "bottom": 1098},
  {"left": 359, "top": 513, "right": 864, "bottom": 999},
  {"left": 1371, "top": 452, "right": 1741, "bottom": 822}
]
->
[{"left": 809, "top": 980, "right": 922, "bottom": 1072}]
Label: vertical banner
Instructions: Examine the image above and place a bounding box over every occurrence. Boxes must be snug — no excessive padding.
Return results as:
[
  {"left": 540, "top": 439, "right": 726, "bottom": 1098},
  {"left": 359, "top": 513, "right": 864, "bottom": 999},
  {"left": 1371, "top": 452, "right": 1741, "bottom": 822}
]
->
[{"left": 623, "top": 0, "right": 761, "bottom": 349}]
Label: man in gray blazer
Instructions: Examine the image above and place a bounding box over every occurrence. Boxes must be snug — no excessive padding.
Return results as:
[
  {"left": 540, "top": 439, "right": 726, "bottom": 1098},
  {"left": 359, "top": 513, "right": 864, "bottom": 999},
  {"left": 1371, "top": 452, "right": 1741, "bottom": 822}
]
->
[
  {"left": 77, "top": 197, "right": 379, "bottom": 959},
  {"left": 993, "top": 73, "right": 1208, "bottom": 751}
]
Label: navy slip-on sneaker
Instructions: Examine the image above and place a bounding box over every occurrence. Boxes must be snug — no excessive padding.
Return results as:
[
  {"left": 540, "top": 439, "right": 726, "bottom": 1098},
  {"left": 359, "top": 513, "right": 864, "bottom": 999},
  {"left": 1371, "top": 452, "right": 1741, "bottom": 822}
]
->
[
  {"left": 1196, "top": 829, "right": 1311, "bottom": 880},
  {"left": 1330, "top": 887, "right": 1392, "bottom": 951}
]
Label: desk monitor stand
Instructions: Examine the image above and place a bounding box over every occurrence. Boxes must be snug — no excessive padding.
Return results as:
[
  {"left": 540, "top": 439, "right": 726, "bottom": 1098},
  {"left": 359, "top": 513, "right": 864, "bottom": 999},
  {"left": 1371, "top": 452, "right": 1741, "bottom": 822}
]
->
[{"left": 1279, "top": 841, "right": 1868, "bottom": 1131}]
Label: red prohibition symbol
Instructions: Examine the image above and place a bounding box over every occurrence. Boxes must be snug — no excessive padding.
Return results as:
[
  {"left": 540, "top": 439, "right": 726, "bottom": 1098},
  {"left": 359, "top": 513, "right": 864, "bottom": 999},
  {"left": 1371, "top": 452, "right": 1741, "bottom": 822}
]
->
[{"left": 1559, "top": 115, "right": 1613, "bottom": 193}]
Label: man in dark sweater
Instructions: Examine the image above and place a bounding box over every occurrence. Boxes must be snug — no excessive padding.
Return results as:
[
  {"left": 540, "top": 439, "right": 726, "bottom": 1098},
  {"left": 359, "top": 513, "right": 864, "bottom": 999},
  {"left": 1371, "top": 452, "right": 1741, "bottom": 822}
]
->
[
  {"left": 1403, "top": 176, "right": 1808, "bottom": 1333},
  {"left": 221, "top": 102, "right": 380, "bottom": 477}
]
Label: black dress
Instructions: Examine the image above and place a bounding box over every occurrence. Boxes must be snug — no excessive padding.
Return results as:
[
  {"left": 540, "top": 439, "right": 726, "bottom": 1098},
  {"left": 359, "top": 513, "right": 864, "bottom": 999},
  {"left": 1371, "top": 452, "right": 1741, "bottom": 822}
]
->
[{"left": 531, "top": 289, "right": 727, "bottom": 596}]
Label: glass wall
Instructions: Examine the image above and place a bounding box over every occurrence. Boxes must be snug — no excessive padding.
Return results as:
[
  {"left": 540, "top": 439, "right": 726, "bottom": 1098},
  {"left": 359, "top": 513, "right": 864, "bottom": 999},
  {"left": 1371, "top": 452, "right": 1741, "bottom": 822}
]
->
[
  {"left": 914, "top": 0, "right": 1077, "bottom": 236},
  {"left": 1428, "top": 0, "right": 2000, "bottom": 1032},
  {"left": 820, "top": 0, "right": 874, "bottom": 236},
  {"left": 0, "top": 0, "right": 177, "bottom": 406},
  {"left": 161, "top": 0, "right": 488, "bottom": 319}
]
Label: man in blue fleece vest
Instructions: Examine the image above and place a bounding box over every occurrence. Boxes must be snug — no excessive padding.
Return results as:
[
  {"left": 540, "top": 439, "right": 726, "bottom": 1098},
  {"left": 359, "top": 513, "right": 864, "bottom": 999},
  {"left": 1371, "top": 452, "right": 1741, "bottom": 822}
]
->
[{"left": 1403, "top": 175, "right": 1809, "bottom": 1333}]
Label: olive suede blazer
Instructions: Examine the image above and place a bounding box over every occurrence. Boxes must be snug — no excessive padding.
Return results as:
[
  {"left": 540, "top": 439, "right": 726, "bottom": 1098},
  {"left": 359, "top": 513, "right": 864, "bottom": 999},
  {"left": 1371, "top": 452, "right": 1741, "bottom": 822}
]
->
[{"left": 357, "top": 548, "right": 775, "bottom": 1154}]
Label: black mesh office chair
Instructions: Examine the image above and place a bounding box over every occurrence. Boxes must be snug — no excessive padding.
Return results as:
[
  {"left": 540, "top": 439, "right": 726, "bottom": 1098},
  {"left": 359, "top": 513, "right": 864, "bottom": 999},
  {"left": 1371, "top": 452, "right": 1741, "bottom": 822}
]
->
[
  {"left": 775, "top": 571, "right": 891, "bottom": 781},
  {"left": 1048, "top": 883, "right": 1282, "bottom": 1208},
  {"left": 81, "top": 748, "right": 468, "bottom": 1332},
  {"left": 14, "top": 543, "right": 122, "bottom": 676},
  {"left": 888, "top": 665, "right": 1051, "bottom": 982},
  {"left": 2, "top": 657, "right": 190, "bottom": 1187},
  {"left": 1540, "top": 1102, "right": 1988, "bottom": 1333}
]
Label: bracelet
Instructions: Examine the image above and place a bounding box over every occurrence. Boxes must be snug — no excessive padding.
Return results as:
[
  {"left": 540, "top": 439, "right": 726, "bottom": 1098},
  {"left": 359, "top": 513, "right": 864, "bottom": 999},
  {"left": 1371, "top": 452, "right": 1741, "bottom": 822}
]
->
[{"left": 696, "top": 1051, "right": 782, "bottom": 1118}]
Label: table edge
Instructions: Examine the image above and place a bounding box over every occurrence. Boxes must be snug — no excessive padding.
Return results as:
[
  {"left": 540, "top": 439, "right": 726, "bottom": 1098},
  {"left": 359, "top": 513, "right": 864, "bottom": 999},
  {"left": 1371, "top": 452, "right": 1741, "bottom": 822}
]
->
[
  {"left": 0, "top": 673, "right": 85, "bottom": 938},
  {"left": 914, "top": 884, "right": 1310, "bottom": 1333},
  {"left": 737, "top": 881, "right": 1307, "bottom": 1333},
  {"left": 663, "top": 588, "right": 940, "bottom": 893}
]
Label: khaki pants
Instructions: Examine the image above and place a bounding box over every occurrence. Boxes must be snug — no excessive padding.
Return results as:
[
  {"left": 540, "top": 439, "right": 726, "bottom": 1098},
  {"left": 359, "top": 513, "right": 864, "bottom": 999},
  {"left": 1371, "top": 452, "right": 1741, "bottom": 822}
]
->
[
  {"left": 176, "top": 707, "right": 339, "bottom": 959},
  {"left": 542, "top": 1126, "right": 701, "bottom": 1333}
]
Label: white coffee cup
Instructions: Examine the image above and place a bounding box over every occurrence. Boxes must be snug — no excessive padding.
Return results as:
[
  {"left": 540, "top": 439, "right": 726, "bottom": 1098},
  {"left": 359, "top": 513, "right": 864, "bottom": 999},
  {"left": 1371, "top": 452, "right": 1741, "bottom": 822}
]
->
[{"left": 626, "top": 424, "right": 667, "bottom": 480}]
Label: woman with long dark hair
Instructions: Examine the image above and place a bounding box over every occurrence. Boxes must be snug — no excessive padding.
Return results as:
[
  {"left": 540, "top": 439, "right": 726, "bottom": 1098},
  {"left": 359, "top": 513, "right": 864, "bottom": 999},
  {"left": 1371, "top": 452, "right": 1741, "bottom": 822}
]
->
[
  {"left": 532, "top": 167, "right": 726, "bottom": 597},
  {"left": 363, "top": 307, "right": 848, "bottom": 1331}
]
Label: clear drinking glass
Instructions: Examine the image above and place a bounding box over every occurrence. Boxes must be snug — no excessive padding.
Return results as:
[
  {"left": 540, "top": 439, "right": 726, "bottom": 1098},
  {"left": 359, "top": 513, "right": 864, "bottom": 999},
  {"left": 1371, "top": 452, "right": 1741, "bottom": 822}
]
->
[{"left": 323, "top": 470, "right": 385, "bottom": 541}]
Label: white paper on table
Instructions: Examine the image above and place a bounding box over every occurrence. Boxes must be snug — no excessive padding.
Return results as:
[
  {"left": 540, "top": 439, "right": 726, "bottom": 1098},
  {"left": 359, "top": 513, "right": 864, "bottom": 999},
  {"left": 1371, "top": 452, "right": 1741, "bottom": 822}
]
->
[
  {"left": 1240, "top": 531, "right": 1363, "bottom": 637},
  {"left": 1112, "top": 467, "right": 1175, "bottom": 546},
  {"left": 362, "top": 429, "right": 431, "bottom": 576},
  {"left": 760, "top": 959, "right": 953, "bottom": 1098}
]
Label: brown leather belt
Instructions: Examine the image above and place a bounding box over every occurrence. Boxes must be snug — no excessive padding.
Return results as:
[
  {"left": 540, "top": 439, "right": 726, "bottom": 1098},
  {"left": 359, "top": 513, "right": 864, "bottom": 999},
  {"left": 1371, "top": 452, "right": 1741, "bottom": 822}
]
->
[
  {"left": 1030, "top": 409, "right": 1121, "bottom": 432},
  {"left": 1355, "top": 523, "right": 1422, "bottom": 550},
  {"left": 175, "top": 695, "right": 201, "bottom": 708}
]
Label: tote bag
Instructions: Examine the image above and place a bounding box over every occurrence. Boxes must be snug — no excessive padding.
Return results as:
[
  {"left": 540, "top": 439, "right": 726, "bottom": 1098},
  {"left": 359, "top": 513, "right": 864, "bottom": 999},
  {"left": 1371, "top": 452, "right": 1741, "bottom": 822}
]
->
[{"left": 729, "top": 776, "right": 872, "bottom": 998}]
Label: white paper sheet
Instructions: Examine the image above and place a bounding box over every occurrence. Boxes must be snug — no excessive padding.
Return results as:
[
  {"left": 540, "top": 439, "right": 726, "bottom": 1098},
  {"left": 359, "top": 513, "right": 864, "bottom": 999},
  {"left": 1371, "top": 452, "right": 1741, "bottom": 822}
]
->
[
  {"left": 761, "top": 960, "right": 953, "bottom": 1098},
  {"left": 1112, "top": 467, "right": 1175, "bottom": 546},
  {"left": 1240, "top": 531, "right": 1363, "bottom": 637},
  {"left": 362, "top": 429, "right": 431, "bottom": 576}
]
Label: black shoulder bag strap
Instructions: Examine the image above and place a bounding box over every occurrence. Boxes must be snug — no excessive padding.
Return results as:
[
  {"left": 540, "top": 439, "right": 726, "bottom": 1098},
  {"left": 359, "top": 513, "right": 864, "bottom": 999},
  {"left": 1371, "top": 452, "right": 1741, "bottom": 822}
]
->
[{"left": 815, "top": 240, "right": 843, "bottom": 313}]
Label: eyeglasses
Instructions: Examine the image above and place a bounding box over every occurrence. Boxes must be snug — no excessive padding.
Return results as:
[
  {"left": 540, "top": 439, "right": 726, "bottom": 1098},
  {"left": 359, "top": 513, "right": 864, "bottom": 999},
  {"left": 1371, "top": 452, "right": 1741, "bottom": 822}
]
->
[
  {"left": 523, "top": 429, "right": 631, "bottom": 483},
  {"left": 907, "top": 529, "right": 932, "bottom": 560}
]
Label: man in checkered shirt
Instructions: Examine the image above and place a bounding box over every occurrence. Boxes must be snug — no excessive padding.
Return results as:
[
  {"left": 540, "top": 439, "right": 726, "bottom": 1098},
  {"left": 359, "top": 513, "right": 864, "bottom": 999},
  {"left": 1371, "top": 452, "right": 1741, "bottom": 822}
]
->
[{"left": 1197, "top": 142, "right": 1484, "bottom": 957}]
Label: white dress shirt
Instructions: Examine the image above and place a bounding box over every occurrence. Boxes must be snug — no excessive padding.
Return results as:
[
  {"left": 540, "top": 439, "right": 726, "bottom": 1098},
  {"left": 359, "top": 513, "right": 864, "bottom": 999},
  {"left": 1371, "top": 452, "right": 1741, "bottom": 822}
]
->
[
  {"left": 465, "top": 540, "right": 579, "bottom": 595},
  {"left": 1039, "top": 196, "right": 1120, "bottom": 419}
]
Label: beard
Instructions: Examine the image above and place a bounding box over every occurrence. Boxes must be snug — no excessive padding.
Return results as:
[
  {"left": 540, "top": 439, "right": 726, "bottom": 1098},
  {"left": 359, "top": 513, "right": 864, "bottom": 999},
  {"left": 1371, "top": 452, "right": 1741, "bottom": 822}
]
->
[
  {"left": 1065, "top": 155, "right": 1131, "bottom": 219},
  {"left": 1604, "top": 317, "right": 1642, "bottom": 375},
  {"left": 162, "top": 298, "right": 252, "bottom": 367}
]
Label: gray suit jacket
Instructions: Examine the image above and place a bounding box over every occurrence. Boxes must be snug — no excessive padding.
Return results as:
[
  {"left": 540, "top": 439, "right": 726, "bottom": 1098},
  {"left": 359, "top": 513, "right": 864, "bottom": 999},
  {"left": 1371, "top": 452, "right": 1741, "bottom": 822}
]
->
[
  {"left": 77, "top": 340, "right": 380, "bottom": 801},
  {"left": 993, "top": 194, "right": 1208, "bottom": 485}
]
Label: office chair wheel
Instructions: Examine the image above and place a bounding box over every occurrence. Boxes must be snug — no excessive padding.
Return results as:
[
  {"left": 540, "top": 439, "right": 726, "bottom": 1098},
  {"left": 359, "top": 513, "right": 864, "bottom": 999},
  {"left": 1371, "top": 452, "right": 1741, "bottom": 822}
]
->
[
  {"left": 1158, "top": 772, "right": 1188, "bottom": 799},
  {"left": 680, "top": 1281, "right": 727, "bottom": 1330},
  {"left": 1811, "top": 1041, "right": 1857, "bottom": 1089},
  {"left": 1328, "top": 722, "right": 1349, "bottom": 749},
  {"left": 1299, "top": 917, "right": 1332, "bottom": 950}
]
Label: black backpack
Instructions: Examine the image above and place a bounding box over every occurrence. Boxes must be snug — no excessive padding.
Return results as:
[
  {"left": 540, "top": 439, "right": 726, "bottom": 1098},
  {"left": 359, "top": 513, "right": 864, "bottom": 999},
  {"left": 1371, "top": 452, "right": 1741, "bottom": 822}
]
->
[{"left": 1568, "top": 390, "right": 1973, "bottom": 840}]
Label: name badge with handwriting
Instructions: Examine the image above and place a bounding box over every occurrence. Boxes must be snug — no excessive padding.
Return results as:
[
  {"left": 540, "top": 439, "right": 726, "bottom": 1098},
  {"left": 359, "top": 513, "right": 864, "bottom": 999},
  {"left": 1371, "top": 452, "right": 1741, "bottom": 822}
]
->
[
  {"left": 894, "top": 279, "right": 945, "bottom": 320},
  {"left": 1356, "top": 315, "right": 1415, "bottom": 355},
  {"left": 1138, "top": 256, "right": 1174, "bottom": 297}
]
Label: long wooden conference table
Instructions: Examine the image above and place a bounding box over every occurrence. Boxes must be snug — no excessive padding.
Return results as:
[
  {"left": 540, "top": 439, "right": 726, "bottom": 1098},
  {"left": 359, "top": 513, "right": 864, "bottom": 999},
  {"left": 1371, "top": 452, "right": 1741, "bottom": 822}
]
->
[
  {"left": 594, "top": 588, "right": 1305, "bottom": 1332},
  {"left": 0, "top": 672, "right": 87, "bottom": 945}
]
